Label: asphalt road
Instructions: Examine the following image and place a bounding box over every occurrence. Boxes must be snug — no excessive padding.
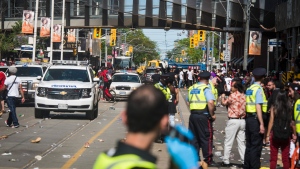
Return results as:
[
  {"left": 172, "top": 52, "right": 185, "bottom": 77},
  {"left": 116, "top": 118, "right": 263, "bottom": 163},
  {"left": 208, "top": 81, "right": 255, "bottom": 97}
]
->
[{"left": 0, "top": 89, "right": 282, "bottom": 169}]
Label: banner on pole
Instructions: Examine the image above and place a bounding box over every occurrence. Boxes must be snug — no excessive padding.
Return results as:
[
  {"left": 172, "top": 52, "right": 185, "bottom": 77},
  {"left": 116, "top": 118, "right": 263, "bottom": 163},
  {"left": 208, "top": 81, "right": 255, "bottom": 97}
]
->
[
  {"left": 52, "top": 24, "right": 62, "bottom": 42},
  {"left": 22, "top": 10, "right": 34, "bottom": 34},
  {"left": 40, "top": 17, "right": 50, "bottom": 37},
  {"left": 67, "top": 29, "right": 76, "bottom": 42},
  {"left": 248, "top": 31, "right": 262, "bottom": 55}
]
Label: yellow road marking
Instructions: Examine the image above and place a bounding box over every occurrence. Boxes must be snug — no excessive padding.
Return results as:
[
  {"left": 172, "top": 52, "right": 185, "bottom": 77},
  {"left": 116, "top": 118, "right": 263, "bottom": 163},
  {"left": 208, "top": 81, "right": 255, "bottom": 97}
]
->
[{"left": 61, "top": 113, "right": 121, "bottom": 169}]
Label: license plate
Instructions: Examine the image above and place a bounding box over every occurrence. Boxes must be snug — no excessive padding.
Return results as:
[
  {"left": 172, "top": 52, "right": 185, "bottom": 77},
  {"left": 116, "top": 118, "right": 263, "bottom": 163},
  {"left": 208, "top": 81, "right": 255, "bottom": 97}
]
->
[
  {"left": 58, "top": 104, "right": 68, "bottom": 109},
  {"left": 119, "top": 92, "right": 126, "bottom": 95}
]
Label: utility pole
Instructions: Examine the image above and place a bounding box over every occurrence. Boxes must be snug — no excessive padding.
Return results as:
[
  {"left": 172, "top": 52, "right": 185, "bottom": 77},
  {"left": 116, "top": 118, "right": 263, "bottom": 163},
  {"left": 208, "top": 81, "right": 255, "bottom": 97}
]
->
[
  {"left": 32, "top": 0, "right": 39, "bottom": 62},
  {"left": 206, "top": 32, "right": 210, "bottom": 71},
  {"left": 243, "top": 0, "right": 252, "bottom": 70},
  {"left": 211, "top": 32, "right": 214, "bottom": 71},
  {"left": 60, "top": 0, "right": 65, "bottom": 61},
  {"left": 218, "top": 32, "right": 222, "bottom": 66},
  {"left": 105, "top": 29, "right": 107, "bottom": 67},
  {"left": 49, "top": 0, "right": 54, "bottom": 62},
  {"left": 225, "top": 0, "right": 230, "bottom": 72}
]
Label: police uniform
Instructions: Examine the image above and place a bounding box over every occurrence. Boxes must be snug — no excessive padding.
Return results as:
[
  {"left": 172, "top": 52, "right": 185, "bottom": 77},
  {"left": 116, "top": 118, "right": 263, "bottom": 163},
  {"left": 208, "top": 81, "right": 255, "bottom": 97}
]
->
[
  {"left": 188, "top": 71, "right": 215, "bottom": 164},
  {"left": 291, "top": 84, "right": 300, "bottom": 166},
  {"left": 244, "top": 68, "right": 267, "bottom": 169},
  {"left": 93, "top": 141, "right": 156, "bottom": 169}
]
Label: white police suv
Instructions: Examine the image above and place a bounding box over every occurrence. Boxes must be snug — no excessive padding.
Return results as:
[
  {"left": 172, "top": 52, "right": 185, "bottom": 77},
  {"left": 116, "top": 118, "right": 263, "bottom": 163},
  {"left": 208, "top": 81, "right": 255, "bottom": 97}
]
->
[{"left": 34, "top": 61, "right": 99, "bottom": 120}]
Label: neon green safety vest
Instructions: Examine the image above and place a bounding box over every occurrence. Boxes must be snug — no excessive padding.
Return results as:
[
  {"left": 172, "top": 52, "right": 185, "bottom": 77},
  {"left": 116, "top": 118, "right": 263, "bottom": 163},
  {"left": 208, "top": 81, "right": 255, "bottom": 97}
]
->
[
  {"left": 154, "top": 83, "right": 171, "bottom": 100},
  {"left": 294, "top": 99, "right": 300, "bottom": 133},
  {"left": 188, "top": 83, "right": 209, "bottom": 111},
  {"left": 209, "top": 82, "right": 218, "bottom": 106},
  {"left": 245, "top": 84, "right": 267, "bottom": 113},
  {"left": 93, "top": 153, "right": 156, "bottom": 169}
]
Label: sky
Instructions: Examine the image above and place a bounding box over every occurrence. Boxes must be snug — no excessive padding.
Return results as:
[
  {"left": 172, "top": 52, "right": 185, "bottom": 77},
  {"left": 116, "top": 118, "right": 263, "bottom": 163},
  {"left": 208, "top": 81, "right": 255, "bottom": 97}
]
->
[{"left": 143, "top": 29, "right": 187, "bottom": 59}]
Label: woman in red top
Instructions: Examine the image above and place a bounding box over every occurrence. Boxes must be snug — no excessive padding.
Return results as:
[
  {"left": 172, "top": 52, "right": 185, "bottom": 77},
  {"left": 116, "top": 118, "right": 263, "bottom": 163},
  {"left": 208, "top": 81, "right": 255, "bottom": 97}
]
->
[{"left": 99, "top": 67, "right": 109, "bottom": 99}]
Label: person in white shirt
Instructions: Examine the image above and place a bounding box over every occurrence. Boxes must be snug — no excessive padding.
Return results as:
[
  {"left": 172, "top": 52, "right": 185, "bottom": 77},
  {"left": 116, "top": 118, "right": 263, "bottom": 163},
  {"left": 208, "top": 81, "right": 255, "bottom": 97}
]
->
[
  {"left": 178, "top": 69, "right": 184, "bottom": 88},
  {"left": 224, "top": 75, "right": 232, "bottom": 92},
  {"left": 187, "top": 68, "right": 193, "bottom": 87},
  {"left": 5, "top": 67, "right": 25, "bottom": 128}
]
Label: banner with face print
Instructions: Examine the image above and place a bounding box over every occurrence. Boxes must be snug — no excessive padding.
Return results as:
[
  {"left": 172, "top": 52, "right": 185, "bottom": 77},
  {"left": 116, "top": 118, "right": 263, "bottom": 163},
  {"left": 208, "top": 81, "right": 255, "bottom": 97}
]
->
[
  {"left": 52, "top": 24, "right": 62, "bottom": 42},
  {"left": 67, "top": 29, "right": 76, "bottom": 42},
  {"left": 40, "top": 17, "right": 51, "bottom": 37},
  {"left": 249, "top": 31, "right": 262, "bottom": 55},
  {"left": 22, "top": 10, "right": 34, "bottom": 34}
]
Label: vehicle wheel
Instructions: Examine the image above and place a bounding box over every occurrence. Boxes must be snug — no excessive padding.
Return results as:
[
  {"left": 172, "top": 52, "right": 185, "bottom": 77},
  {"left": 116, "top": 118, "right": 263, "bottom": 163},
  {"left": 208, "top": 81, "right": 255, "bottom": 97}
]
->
[
  {"left": 44, "top": 111, "right": 50, "bottom": 118},
  {"left": 86, "top": 110, "right": 95, "bottom": 120},
  {"left": 94, "top": 103, "right": 98, "bottom": 118},
  {"left": 109, "top": 90, "right": 116, "bottom": 102},
  {"left": 35, "top": 109, "right": 43, "bottom": 119}
]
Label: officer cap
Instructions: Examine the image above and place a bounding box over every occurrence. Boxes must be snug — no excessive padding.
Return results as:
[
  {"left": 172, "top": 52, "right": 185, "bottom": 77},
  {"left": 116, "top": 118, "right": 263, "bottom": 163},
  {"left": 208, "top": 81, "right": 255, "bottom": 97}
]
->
[
  {"left": 252, "top": 68, "right": 266, "bottom": 77},
  {"left": 290, "top": 83, "right": 300, "bottom": 91},
  {"left": 198, "top": 71, "right": 211, "bottom": 80}
]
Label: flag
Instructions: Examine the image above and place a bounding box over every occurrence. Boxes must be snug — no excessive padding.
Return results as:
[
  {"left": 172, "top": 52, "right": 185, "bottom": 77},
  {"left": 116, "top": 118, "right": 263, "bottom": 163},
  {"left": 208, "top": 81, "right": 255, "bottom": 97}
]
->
[
  {"left": 67, "top": 29, "right": 76, "bottom": 42},
  {"left": 22, "top": 10, "right": 34, "bottom": 34},
  {"left": 40, "top": 17, "right": 50, "bottom": 37},
  {"left": 52, "top": 24, "right": 62, "bottom": 42}
]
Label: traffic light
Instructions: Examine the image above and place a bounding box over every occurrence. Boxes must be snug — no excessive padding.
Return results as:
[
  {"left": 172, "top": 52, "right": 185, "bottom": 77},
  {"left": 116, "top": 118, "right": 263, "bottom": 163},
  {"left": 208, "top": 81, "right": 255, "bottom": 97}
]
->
[
  {"left": 181, "top": 50, "right": 185, "bottom": 55},
  {"left": 110, "top": 28, "right": 117, "bottom": 46},
  {"left": 220, "top": 52, "right": 224, "bottom": 61},
  {"left": 180, "top": 58, "right": 183, "bottom": 62},
  {"left": 198, "top": 30, "right": 206, "bottom": 42},
  {"left": 73, "top": 48, "right": 77, "bottom": 56},
  {"left": 110, "top": 38, "right": 116, "bottom": 46},
  {"left": 125, "top": 51, "right": 130, "bottom": 56},
  {"left": 93, "top": 28, "right": 101, "bottom": 39},
  {"left": 129, "top": 46, "right": 133, "bottom": 53},
  {"left": 190, "top": 37, "right": 194, "bottom": 48},
  {"left": 176, "top": 58, "right": 179, "bottom": 62},
  {"left": 194, "top": 34, "right": 199, "bottom": 47}
]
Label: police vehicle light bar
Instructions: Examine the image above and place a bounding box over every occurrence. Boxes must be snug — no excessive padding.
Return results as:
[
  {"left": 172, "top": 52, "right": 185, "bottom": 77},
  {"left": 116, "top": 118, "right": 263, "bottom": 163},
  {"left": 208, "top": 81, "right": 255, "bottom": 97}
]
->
[{"left": 52, "top": 60, "right": 89, "bottom": 65}]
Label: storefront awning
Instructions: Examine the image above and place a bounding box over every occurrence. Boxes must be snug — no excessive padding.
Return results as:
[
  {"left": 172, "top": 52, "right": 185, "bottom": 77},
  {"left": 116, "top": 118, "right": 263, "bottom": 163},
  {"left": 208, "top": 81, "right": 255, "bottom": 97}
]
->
[
  {"left": 233, "top": 57, "right": 243, "bottom": 65},
  {"left": 239, "top": 57, "right": 254, "bottom": 66}
]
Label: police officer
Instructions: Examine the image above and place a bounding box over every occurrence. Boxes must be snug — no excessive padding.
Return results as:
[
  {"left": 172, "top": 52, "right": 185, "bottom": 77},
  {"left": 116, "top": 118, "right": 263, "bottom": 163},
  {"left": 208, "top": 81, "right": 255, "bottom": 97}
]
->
[
  {"left": 244, "top": 68, "right": 267, "bottom": 169},
  {"left": 187, "top": 71, "right": 217, "bottom": 167},
  {"left": 208, "top": 76, "right": 219, "bottom": 106},
  {"left": 93, "top": 85, "right": 169, "bottom": 169}
]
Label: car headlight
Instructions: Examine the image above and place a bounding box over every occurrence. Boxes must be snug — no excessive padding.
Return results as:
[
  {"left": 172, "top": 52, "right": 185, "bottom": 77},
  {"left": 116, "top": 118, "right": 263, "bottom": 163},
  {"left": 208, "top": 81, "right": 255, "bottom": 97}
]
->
[
  {"left": 37, "top": 87, "right": 47, "bottom": 97},
  {"left": 81, "top": 88, "right": 92, "bottom": 98},
  {"left": 131, "top": 87, "right": 137, "bottom": 90},
  {"left": 32, "top": 82, "right": 39, "bottom": 90}
]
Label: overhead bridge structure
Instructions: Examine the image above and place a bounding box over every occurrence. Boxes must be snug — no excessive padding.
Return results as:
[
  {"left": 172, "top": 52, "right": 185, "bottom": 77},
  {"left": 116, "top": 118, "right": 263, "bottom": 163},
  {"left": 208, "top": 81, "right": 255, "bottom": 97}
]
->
[{"left": 1, "top": 0, "right": 279, "bottom": 31}]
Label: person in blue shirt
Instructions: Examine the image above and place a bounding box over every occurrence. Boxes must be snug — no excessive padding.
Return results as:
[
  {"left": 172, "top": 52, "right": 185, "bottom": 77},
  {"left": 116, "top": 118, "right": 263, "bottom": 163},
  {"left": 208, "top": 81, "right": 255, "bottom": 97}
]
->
[
  {"left": 244, "top": 68, "right": 267, "bottom": 169},
  {"left": 187, "top": 71, "right": 218, "bottom": 167}
]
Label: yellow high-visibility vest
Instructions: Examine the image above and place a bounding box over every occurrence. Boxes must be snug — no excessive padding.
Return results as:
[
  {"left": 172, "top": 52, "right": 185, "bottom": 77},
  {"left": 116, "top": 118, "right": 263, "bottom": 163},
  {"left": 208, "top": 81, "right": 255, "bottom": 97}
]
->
[
  {"left": 294, "top": 99, "right": 300, "bottom": 133},
  {"left": 246, "top": 84, "right": 267, "bottom": 113},
  {"left": 209, "top": 82, "right": 218, "bottom": 106},
  {"left": 188, "top": 83, "right": 208, "bottom": 111},
  {"left": 93, "top": 153, "right": 156, "bottom": 169},
  {"left": 154, "top": 83, "right": 171, "bottom": 100}
]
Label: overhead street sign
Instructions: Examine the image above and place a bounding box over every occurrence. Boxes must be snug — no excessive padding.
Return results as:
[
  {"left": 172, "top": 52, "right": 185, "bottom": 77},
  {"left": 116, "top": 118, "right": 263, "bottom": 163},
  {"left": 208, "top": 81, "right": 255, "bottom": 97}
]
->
[
  {"left": 268, "top": 39, "right": 283, "bottom": 46},
  {"left": 202, "top": 47, "right": 206, "bottom": 51}
]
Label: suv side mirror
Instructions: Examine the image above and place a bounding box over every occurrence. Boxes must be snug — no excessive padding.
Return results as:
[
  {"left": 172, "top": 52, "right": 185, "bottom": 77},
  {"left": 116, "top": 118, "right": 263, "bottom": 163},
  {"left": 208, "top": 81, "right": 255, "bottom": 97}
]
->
[
  {"left": 93, "top": 78, "right": 100, "bottom": 82},
  {"left": 37, "top": 76, "right": 42, "bottom": 80}
]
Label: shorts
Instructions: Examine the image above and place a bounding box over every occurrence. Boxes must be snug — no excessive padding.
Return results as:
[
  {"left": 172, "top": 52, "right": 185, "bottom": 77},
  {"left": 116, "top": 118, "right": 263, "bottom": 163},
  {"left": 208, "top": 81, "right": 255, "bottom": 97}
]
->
[
  {"left": 0, "top": 91, "right": 4, "bottom": 100},
  {"left": 263, "top": 113, "right": 270, "bottom": 128}
]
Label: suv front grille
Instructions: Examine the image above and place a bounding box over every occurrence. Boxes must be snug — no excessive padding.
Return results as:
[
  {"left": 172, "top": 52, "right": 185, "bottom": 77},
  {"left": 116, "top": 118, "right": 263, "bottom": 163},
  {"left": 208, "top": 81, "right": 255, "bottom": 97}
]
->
[
  {"left": 116, "top": 86, "right": 131, "bottom": 90},
  {"left": 22, "top": 81, "right": 32, "bottom": 92},
  {"left": 46, "top": 89, "right": 81, "bottom": 100}
]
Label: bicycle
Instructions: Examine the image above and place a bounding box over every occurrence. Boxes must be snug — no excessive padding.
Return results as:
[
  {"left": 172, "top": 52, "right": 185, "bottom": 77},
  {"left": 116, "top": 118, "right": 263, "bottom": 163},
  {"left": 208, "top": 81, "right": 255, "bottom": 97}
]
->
[{"left": 99, "top": 80, "right": 116, "bottom": 102}]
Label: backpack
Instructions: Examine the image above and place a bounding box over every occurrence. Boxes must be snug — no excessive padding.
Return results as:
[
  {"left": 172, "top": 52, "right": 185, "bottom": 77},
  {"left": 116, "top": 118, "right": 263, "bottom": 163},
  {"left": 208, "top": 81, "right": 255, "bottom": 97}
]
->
[{"left": 272, "top": 115, "right": 291, "bottom": 140}]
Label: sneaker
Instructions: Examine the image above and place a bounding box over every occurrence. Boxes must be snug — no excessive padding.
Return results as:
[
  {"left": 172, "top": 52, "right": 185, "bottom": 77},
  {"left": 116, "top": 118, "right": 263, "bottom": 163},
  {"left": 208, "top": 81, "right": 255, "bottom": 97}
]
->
[
  {"left": 5, "top": 120, "right": 11, "bottom": 127},
  {"left": 11, "top": 125, "right": 19, "bottom": 128},
  {"left": 221, "top": 162, "right": 231, "bottom": 167}
]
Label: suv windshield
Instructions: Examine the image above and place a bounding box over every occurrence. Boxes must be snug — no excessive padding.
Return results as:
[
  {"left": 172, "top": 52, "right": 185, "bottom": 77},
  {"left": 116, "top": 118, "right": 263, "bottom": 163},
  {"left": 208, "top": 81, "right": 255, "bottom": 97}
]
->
[
  {"left": 112, "top": 74, "right": 140, "bottom": 83},
  {"left": 43, "top": 69, "right": 90, "bottom": 82},
  {"left": 16, "top": 67, "right": 43, "bottom": 77},
  {"left": 146, "top": 69, "right": 156, "bottom": 74}
]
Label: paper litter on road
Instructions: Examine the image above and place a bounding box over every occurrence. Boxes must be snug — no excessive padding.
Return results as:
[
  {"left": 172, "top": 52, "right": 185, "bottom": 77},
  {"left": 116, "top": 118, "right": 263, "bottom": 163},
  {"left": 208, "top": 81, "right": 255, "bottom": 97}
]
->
[
  {"left": 214, "top": 151, "right": 222, "bottom": 157},
  {"left": 35, "top": 155, "right": 42, "bottom": 161},
  {"left": 31, "top": 137, "right": 41, "bottom": 143},
  {"left": 0, "top": 135, "right": 8, "bottom": 140},
  {"left": 9, "top": 158, "right": 19, "bottom": 162},
  {"left": 84, "top": 142, "right": 90, "bottom": 148},
  {"left": 2, "top": 152, "right": 12, "bottom": 156},
  {"left": 98, "top": 139, "right": 104, "bottom": 142},
  {"left": 62, "top": 155, "right": 71, "bottom": 158}
]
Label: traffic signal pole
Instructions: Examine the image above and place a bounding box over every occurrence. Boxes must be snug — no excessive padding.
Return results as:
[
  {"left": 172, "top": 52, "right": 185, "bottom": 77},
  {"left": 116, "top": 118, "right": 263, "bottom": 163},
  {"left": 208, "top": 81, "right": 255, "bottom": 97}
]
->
[
  {"left": 60, "top": 0, "right": 65, "bottom": 61},
  {"left": 105, "top": 29, "right": 108, "bottom": 67}
]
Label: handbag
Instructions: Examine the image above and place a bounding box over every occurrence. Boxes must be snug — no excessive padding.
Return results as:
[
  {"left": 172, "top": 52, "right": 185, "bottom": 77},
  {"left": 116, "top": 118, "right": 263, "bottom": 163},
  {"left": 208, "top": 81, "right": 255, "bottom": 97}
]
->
[{"left": 3, "top": 76, "right": 17, "bottom": 99}]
